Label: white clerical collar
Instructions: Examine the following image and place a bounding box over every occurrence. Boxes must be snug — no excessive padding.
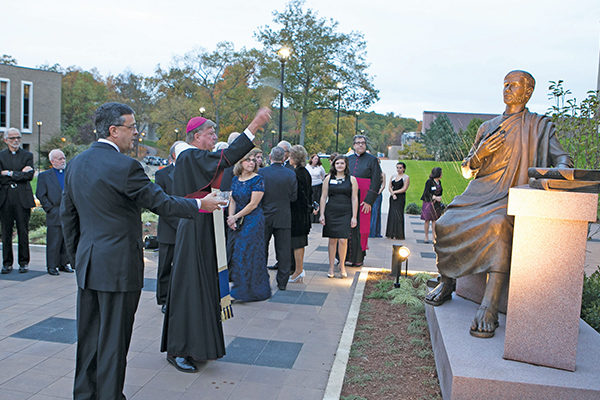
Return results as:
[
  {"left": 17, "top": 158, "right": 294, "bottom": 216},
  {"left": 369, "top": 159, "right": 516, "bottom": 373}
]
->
[{"left": 98, "top": 138, "right": 120, "bottom": 152}]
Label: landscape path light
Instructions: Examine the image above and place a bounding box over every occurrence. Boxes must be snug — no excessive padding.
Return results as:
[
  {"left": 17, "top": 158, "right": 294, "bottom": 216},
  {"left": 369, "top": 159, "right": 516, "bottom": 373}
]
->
[{"left": 391, "top": 244, "right": 411, "bottom": 288}]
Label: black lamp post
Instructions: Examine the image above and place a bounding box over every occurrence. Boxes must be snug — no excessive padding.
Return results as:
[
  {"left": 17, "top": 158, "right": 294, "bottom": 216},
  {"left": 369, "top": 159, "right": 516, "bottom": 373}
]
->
[
  {"left": 36, "top": 121, "right": 42, "bottom": 170},
  {"left": 270, "top": 130, "right": 276, "bottom": 148},
  {"left": 199, "top": 107, "right": 205, "bottom": 118},
  {"left": 355, "top": 111, "right": 360, "bottom": 134},
  {"left": 391, "top": 245, "right": 411, "bottom": 287},
  {"left": 335, "top": 82, "right": 344, "bottom": 153},
  {"left": 174, "top": 128, "right": 179, "bottom": 141},
  {"left": 277, "top": 46, "right": 290, "bottom": 142}
]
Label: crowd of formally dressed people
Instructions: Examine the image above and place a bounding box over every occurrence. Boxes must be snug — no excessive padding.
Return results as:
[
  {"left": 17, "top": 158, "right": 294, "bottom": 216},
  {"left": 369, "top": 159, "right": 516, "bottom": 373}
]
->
[{"left": 0, "top": 102, "right": 422, "bottom": 399}]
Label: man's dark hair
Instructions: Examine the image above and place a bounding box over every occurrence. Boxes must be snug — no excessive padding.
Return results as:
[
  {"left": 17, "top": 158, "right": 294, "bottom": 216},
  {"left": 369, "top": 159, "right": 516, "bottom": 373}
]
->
[
  {"left": 353, "top": 134, "right": 368, "bottom": 145},
  {"left": 94, "top": 102, "right": 135, "bottom": 139},
  {"left": 270, "top": 146, "right": 285, "bottom": 162}
]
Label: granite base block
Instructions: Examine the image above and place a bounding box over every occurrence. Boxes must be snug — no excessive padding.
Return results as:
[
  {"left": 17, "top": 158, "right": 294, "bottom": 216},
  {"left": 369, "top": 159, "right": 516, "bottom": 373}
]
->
[{"left": 426, "top": 296, "right": 600, "bottom": 400}]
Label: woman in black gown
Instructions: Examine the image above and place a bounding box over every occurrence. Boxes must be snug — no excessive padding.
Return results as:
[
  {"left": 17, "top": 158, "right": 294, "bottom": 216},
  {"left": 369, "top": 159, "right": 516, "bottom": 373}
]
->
[
  {"left": 386, "top": 162, "right": 410, "bottom": 239},
  {"left": 320, "top": 155, "right": 358, "bottom": 278}
]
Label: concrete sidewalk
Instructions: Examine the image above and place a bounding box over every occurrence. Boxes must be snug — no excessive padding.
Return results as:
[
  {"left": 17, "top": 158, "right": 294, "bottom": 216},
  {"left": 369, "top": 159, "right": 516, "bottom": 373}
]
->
[{"left": 0, "top": 215, "right": 598, "bottom": 399}]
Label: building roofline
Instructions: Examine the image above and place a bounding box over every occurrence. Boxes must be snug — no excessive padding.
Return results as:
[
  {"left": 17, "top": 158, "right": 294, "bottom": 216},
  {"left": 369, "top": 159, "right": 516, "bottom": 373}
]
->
[{"left": 0, "top": 64, "right": 62, "bottom": 76}]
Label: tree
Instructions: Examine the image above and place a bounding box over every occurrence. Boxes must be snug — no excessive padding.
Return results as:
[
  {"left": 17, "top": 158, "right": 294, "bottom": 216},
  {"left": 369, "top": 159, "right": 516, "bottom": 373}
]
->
[
  {"left": 0, "top": 55, "right": 17, "bottom": 65},
  {"left": 173, "top": 42, "right": 273, "bottom": 135},
  {"left": 255, "top": 0, "right": 379, "bottom": 145},
  {"left": 397, "top": 142, "right": 432, "bottom": 160},
  {"left": 457, "top": 118, "right": 483, "bottom": 159},
  {"left": 110, "top": 72, "right": 154, "bottom": 135},
  {"left": 61, "top": 68, "right": 112, "bottom": 144},
  {"left": 422, "top": 114, "right": 461, "bottom": 161}
]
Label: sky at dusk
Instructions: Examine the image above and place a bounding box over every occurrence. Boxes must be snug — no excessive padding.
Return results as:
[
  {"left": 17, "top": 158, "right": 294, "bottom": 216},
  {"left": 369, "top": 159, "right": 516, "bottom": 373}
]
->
[{"left": 4, "top": 0, "right": 599, "bottom": 120}]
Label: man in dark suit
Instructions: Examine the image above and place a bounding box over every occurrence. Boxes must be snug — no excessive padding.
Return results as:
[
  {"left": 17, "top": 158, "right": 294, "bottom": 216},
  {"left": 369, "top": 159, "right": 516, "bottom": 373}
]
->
[
  {"left": 259, "top": 146, "right": 297, "bottom": 290},
  {"left": 277, "top": 140, "right": 294, "bottom": 170},
  {"left": 154, "top": 144, "right": 178, "bottom": 313},
  {"left": 36, "top": 149, "right": 74, "bottom": 276},
  {"left": 60, "top": 102, "right": 223, "bottom": 400},
  {"left": 0, "top": 128, "right": 35, "bottom": 274}
]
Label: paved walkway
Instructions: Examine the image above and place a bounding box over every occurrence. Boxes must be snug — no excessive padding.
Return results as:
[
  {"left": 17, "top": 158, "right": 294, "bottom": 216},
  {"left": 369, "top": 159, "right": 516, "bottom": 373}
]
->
[{"left": 1, "top": 215, "right": 599, "bottom": 399}]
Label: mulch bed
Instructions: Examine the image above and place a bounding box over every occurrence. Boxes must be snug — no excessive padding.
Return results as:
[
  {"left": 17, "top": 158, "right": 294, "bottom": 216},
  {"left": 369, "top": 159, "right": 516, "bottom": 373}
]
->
[{"left": 341, "top": 272, "right": 442, "bottom": 400}]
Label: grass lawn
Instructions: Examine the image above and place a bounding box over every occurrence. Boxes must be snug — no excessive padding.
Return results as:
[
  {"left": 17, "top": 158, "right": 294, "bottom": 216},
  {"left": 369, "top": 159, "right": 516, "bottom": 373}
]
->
[{"left": 401, "top": 160, "right": 471, "bottom": 206}]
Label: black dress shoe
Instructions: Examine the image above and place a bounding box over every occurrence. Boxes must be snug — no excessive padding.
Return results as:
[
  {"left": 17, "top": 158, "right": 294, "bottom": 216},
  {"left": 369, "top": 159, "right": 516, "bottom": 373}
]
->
[
  {"left": 1, "top": 265, "right": 12, "bottom": 274},
  {"left": 47, "top": 267, "right": 59, "bottom": 276},
  {"left": 59, "top": 265, "right": 74, "bottom": 273},
  {"left": 278, "top": 285, "right": 286, "bottom": 291},
  {"left": 161, "top": 304, "right": 167, "bottom": 314},
  {"left": 18, "top": 265, "right": 28, "bottom": 273},
  {"left": 166, "top": 355, "right": 197, "bottom": 373}
]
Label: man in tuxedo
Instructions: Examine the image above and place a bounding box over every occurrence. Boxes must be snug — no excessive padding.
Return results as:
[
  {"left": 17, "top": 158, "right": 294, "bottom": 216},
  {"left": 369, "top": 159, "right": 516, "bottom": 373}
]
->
[
  {"left": 60, "top": 102, "right": 223, "bottom": 400},
  {"left": 154, "top": 143, "right": 178, "bottom": 313},
  {"left": 36, "top": 149, "right": 74, "bottom": 276},
  {"left": 0, "top": 128, "right": 35, "bottom": 274},
  {"left": 259, "top": 146, "right": 297, "bottom": 290}
]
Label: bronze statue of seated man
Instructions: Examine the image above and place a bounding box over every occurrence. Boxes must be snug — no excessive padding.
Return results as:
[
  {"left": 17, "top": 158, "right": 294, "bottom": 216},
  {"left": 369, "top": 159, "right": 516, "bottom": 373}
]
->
[{"left": 425, "top": 70, "right": 573, "bottom": 338}]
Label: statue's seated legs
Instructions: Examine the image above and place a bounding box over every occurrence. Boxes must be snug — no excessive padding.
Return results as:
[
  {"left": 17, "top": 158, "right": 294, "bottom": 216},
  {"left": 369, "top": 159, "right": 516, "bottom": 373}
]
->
[{"left": 424, "top": 276, "right": 456, "bottom": 306}]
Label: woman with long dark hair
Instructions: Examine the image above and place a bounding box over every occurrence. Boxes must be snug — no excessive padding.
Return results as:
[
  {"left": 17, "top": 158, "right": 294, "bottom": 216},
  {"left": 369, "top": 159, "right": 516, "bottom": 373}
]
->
[
  {"left": 420, "top": 167, "right": 443, "bottom": 243},
  {"left": 306, "top": 154, "right": 326, "bottom": 223},
  {"left": 385, "top": 162, "right": 410, "bottom": 239},
  {"left": 320, "top": 155, "right": 358, "bottom": 278}
]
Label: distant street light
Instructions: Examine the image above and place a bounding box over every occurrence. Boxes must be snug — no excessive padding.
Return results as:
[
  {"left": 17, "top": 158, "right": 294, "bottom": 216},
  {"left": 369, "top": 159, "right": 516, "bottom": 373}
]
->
[
  {"left": 335, "top": 82, "right": 344, "bottom": 153},
  {"left": 36, "top": 121, "right": 42, "bottom": 170},
  {"left": 61, "top": 137, "right": 66, "bottom": 143},
  {"left": 174, "top": 128, "right": 179, "bottom": 141},
  {"left": 355, "top": 111, "right": 360, "bottom": 135},
  {"left": 199, "top": 107, "right": 205, "bottom": 116},
  {"left": 277, "top": 46, "right": 291, "bottom": 142},
  {"left": 270, "top": 129, "right": 276, "bottom": 148}
]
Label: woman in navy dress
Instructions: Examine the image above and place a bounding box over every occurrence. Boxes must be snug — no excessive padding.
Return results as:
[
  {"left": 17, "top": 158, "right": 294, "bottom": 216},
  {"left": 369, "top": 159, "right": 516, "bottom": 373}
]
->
[
  {"left": 227, "top": 152, "right": 271, "bottom": 301},
  {"left": 320, "top": 155, "right": 358, "bottom": 278}
]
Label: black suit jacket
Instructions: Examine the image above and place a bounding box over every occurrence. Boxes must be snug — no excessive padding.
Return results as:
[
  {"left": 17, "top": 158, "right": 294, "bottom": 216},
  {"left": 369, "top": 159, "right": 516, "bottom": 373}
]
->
[
  {"left": 155, "top": 164, "right": 178, "bottom": 244},
  {"left": 36, "top": 169, "right": 64, "bottom": 226},
  {"left": 259, "top": 163, "right": 297, "bottom": 229},
  {"left": 60, "top": 142, "right": 199, "bottom": 292},
  {"left": 0, "top": 148, "right": 35, "bottom": 209}
]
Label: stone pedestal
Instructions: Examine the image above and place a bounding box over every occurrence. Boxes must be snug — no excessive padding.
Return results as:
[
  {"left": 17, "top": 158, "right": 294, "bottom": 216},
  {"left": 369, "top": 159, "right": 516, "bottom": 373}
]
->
[
  {"left": 504, "top": 186, "right": 598, "bottom": 371},
  {"left": 426, "top": 297, "right": 600, "bottom": 400}
]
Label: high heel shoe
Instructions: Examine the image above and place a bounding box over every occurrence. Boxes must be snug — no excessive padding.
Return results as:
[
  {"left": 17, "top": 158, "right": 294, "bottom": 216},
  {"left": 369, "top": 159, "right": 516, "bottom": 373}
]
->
[
  {"left": 327, "top": 271, "right": 335, "bottom": 278},
  {"left": 340, "top": 271, "right": 348, "bottom": 278},
  {"left": 289, "top": 271, "right": 305, "bottom": 283}
]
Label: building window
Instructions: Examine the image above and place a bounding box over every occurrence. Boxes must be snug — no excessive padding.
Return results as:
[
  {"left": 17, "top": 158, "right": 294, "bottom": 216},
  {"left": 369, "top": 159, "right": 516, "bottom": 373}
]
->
[
  {"left": 0, "top": 79, "right": 9, "bottom": 130},
  {"left": 22, "top": 81, "right": 33, "bottom": 132}
]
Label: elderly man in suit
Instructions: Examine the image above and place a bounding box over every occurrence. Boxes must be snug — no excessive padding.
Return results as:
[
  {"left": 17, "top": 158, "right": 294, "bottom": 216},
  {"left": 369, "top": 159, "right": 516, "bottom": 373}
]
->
[
  {"left": 154, "top": 143, "right": 179, "bottom": 313},
  {"left": 0, "top": 128, "right": 35, "bottom": 274},
  {"left": 259, "top": 146, "right": 297, "bottom": 290},
  {"left": 60, "top": 102, "right": 223, "bottom": 400},
  {"left": 36, "top": 149, "right": 74, "bottom": 276}
]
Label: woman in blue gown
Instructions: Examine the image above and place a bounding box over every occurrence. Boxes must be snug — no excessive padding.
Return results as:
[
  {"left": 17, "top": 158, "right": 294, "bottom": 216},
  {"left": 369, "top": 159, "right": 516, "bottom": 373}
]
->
[{"left": 227, "top": 151, "right": 271, "bottom": 302}]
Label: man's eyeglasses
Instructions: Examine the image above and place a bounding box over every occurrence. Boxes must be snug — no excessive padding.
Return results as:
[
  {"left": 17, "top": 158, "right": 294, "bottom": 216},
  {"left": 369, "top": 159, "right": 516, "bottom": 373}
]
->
[
  {"left": 114, "top": 124, "right": 138, "bottom": 132},
  {"left": 6, "top": 136, "right": 22, "bottom": 141},
  {"left": 354, "top": 141, "right": 366, "bottom": 145}
]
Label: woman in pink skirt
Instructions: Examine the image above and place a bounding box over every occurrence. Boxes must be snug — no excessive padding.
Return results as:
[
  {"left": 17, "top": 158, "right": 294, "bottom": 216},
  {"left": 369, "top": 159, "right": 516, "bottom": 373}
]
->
[{"left": 420, "top": 167, "right": 443, "bottom": 243}]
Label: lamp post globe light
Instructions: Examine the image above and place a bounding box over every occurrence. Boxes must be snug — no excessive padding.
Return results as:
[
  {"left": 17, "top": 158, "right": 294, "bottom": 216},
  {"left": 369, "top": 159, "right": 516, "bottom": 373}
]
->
[
  {"left": 335, "top": 82, "right": 344, "bottom": 153},
  {"left": 277, "top": 46, "right": 291, "bottom": 142},
  {"left": 174, "top": 128, "right": 179, "bottom": 141},
  {"left": 199, "top": 107, "right": 205, "bottom": 115},
  {"left": 36, "top": 121, "right": 42, "bottom": 171}
]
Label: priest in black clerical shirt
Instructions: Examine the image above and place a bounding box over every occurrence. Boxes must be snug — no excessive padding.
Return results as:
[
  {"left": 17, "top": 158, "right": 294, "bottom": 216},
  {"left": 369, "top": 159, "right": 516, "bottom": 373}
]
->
[{"left": 36, "top": 148, "right": 74, "bottom": 276}]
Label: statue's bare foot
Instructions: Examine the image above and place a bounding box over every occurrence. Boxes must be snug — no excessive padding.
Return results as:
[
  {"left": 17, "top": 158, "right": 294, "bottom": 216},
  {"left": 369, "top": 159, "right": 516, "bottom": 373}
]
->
[
  {"left": 470, "top": 305, "right": 499, "bottom": 338},
  {"left": 424, "top": 277, "right": 455, "bottom": 306}
]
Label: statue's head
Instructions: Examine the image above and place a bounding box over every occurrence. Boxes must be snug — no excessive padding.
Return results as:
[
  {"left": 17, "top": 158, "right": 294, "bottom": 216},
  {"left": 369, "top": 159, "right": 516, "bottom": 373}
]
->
[{"left": 503, "top": 70, "right": 535, "bottom": 107}]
